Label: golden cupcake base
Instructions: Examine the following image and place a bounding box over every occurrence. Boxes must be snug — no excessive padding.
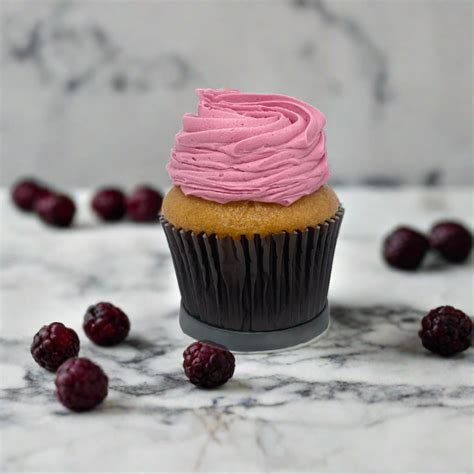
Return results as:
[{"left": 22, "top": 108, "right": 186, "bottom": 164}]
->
[{"left": 162, "top": 185, "right": 340, "bottom": 239}]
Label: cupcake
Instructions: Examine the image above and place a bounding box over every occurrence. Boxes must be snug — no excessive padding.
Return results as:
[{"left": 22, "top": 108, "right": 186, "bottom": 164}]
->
[{"left": 161, "top": 89, "right": 343, "bottom": 351}]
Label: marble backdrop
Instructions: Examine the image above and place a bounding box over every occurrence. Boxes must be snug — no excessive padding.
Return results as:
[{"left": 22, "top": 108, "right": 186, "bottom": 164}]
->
[
  {"left": 1, "top": 188, "right": 473, "bottom": 472},
  {"left": 1, "top": 0, "right": 472, "bottom": 188}
]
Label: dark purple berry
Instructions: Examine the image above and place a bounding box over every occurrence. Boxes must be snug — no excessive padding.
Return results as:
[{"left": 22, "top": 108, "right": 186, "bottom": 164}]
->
[
  {"left": 55, "top": 357, "right": 108, "bottom": 411},
  {"left": 183, "top": 341, "right": 235, "bottom": 388},
  {"left": 36, "top": 193, "right": 76, "bottom": 228},
  {"left": 31, "top": 322, "right": 80, "bottom": 371},
  {"left": 383, "top": 226, "right": 429, "bottom": 270},
  {"left": 419, "top": 306, "right": 472, "bottom": 356},
  {"left": 91, "top": 188, "right": 126, "bottom": 222},
  {"left": 83, "top": 302, "right": 130, "bottom": 346},
  {"left": 126, "top": 185, "right": 163, "bottom": 222},
  {"left": 34, "top": 187, "right": 55, "bottom": 205},
  {"left": 429, "top": 221, "right": 472, "bottom": 263},
  {"left": 11, "top": 179, "right": 47, "bottom": 212}
]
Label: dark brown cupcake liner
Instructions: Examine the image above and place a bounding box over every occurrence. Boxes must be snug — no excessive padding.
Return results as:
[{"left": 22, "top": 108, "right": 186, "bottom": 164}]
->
[{"left": 160, "top": 207, "right": 344, "bottom": 335}]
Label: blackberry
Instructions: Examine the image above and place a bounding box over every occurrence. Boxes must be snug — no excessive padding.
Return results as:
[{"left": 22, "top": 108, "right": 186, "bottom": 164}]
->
[
  {"left": 55, "top": 358, "right": 108, "bottom": 411},
  {"left": 183, "top": 341, "right": 235, "bottom": 388},
  {"left": 91, "top": 188, "right": 126, "bottom": 222},
  {"left": 429, "top": 221, "right": 472, "bottom": 263},
  {"left": 419, "top": 306, "right": 472, "bottom": 356},
  {"left": 36, "top": 194, "right": 76, "bottom": 228},
  {"left": 83, "top": 302, "right": 130, "bottom": 346},
  {"left": 383, "top": 226, "right": 429, "bottom": 270},
  {"left": 126, "top": 185, "right": 163, "bottom": 222},
  {"left": 11, "top": 179, "right": 49, "bottom": 212},
  {"left": 31, "top": 322, "right": 80, "bottom": 371}
]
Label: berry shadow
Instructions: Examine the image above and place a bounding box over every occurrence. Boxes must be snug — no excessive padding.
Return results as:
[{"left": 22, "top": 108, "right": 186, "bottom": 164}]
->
[
  {"left": 391, "top": 333, "right": 427, "bottom": 356},
  {"left": 94, "top": 399, "right": 136, "bottom": 414},
  {"left": 71, "top": 221, "right": 118, "bottom": 231},
  {"left": 413, "top": 252, "right": 472, "bottom": 273},
  {"left": 421, "top": 254, "right": 448, "bottom": 272},
  {"left": 121, "top": 335, "right": 158, "bottom": 351}
]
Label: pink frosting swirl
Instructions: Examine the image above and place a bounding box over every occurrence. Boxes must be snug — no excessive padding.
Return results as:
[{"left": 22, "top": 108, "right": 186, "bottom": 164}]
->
[{"left": 167, "top": 89, "right": 329, "bottom": 206}]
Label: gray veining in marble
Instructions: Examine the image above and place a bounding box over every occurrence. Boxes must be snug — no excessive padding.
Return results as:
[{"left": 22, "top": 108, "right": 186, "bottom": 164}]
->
[
  {"left": 1, "top": 0, "right": 472, "bottom": 188},
  {"left": 1, "top": 188, "right": 473, "bottom": 473}
]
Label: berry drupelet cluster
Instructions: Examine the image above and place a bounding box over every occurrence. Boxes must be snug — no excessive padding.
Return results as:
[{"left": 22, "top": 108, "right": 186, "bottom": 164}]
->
[
  {"left": 83, "top": 302, "right": 131, "bottom": 346},
  {"left": 429, "top": 222, "right": 472, "bottom": 263},
  {"left": 91, "top": 185, "right": 163, "bottom": 223},
  {"left": 36, "top": 194, "right": 76, "bottom": 228},
  {"left": 30, "top": 302, "right": 131, "bottom": 412},
  {"left": 419, "top": 306, "right": 472, "bottom": 357},
  {"left": 55, "top": 358, "right": 109, "bottom": 412},
  {"left": 11, "top": 177, "right": 163, "bottom": 227},
  {"left": 383, "top": 227, "right": 429, "bottom": 270},
  {"left": 383, "top": 221, "right": 472, "bottom": 270},
  {"left": 11, "top": 178, "right": 76, "bottom": 228},
  {"left": 91, "top": 188, "right": 127, "bottom": 222},
  {"left": 31, "top": 323, "right": 80, "bottom": 372},
  {"left": 183, "top": 341, "right": 235, "bottom": 388}
]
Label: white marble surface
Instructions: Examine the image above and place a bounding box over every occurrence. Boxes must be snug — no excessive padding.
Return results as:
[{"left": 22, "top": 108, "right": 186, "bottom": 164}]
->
[
  {"left": 1, "top": 0, "right": 473, "bottom": 188},
  {"left": 1, "top": 187, "right": 473, "bottom": 473}
]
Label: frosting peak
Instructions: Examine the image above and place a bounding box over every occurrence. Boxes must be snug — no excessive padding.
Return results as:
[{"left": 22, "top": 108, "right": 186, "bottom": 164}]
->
[{"left": 167, "top": 89, "right": 329, "bottom": 206}]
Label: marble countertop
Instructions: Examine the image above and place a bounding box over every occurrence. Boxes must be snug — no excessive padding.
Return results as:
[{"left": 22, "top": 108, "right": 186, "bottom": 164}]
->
[{"left": 1, "top": 187, "right": 473, "bottom": 473}]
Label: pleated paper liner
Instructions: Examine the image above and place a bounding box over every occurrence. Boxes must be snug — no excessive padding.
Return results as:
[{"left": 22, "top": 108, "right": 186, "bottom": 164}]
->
[{"left": 160, "top": 207, "right": 344, "bottom": 335}]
